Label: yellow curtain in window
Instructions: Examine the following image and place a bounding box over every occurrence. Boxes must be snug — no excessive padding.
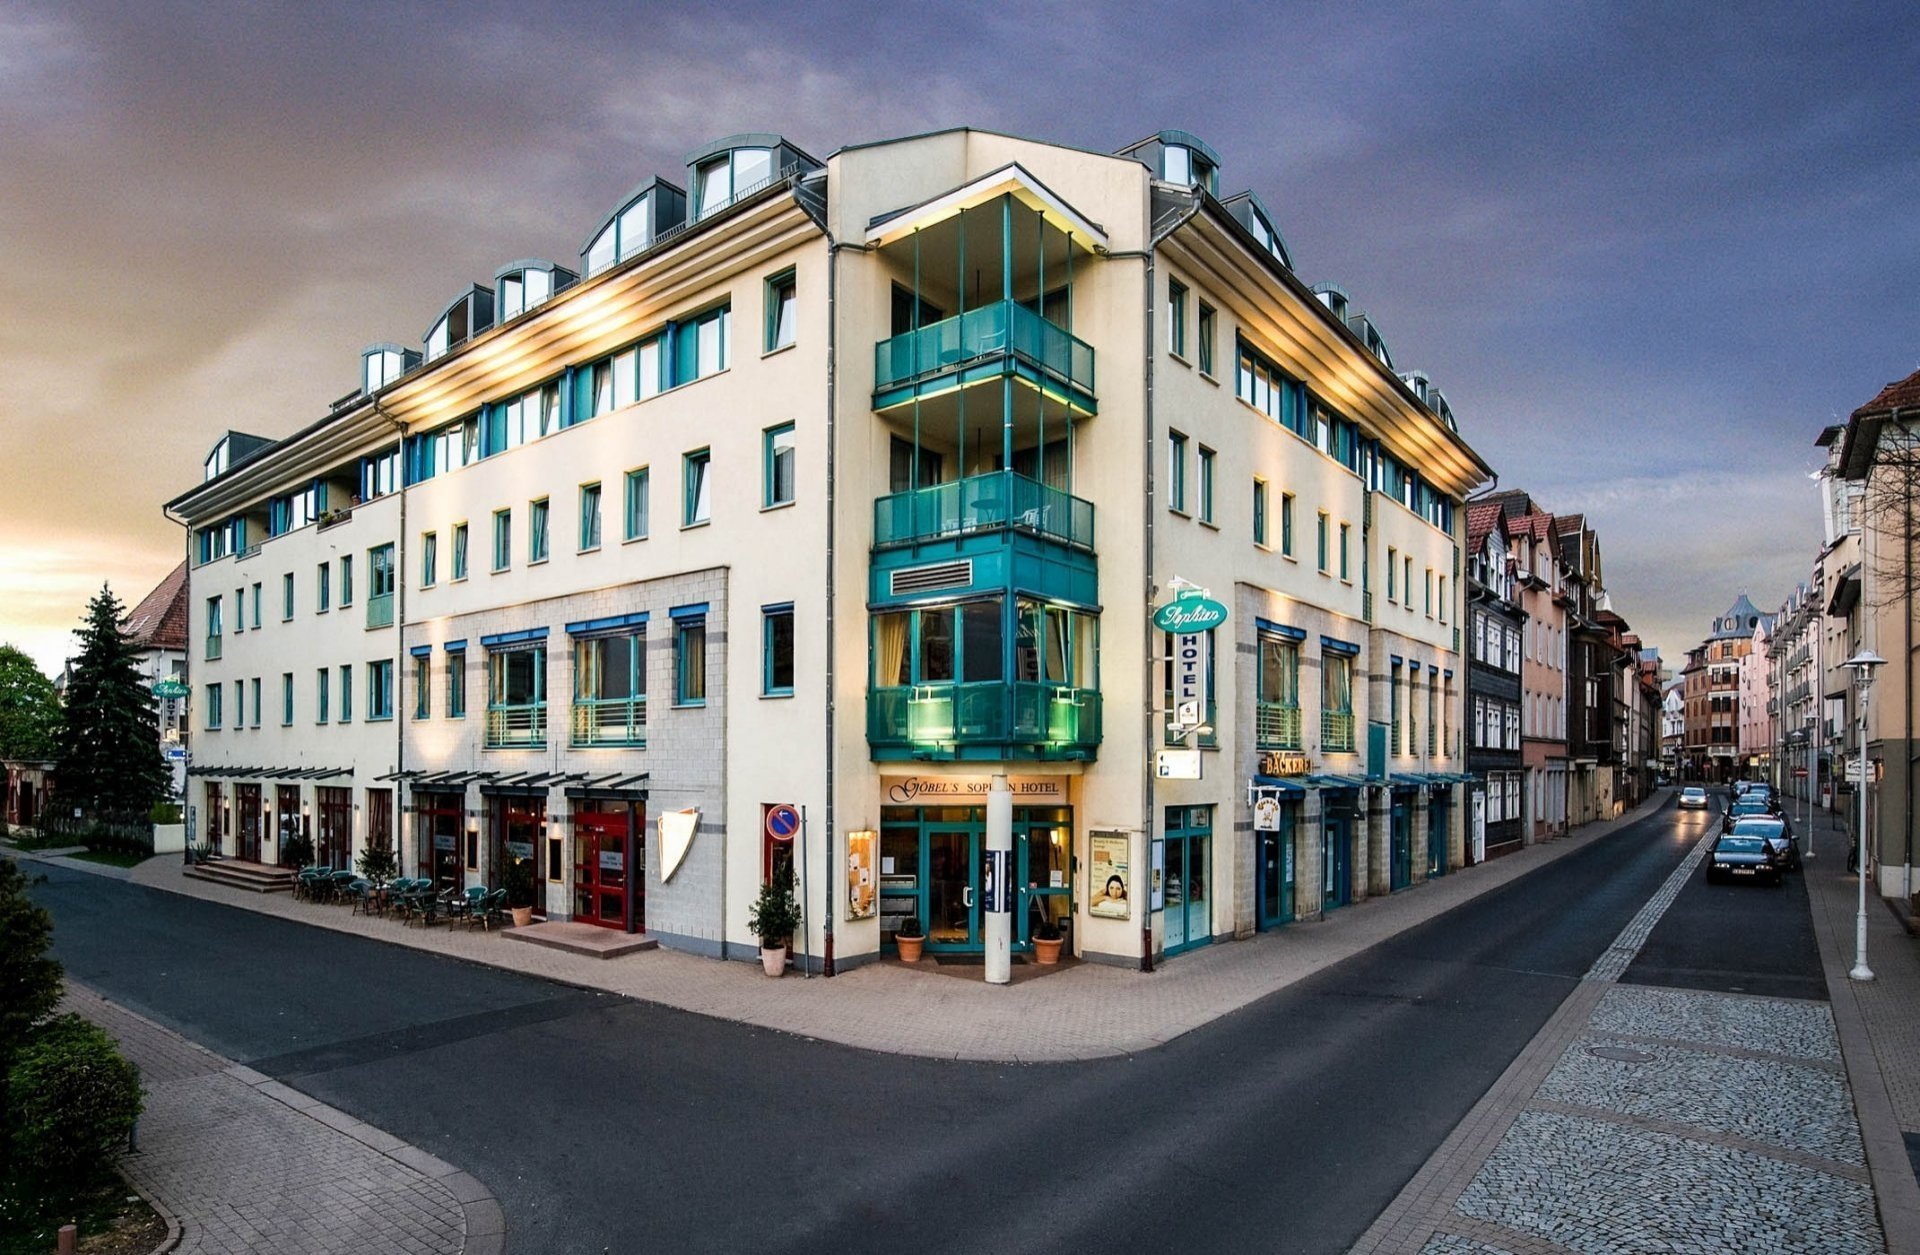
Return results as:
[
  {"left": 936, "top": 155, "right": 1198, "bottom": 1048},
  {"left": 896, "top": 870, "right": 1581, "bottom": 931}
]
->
[{"left": 876, "top": 614, "right": 908, "bottom": 687}]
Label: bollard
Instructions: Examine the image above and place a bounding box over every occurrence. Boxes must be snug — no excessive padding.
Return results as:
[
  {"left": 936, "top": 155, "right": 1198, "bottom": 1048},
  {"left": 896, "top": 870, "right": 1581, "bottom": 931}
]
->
[{"left": 57, "top": 1223, "right": 77, "bottom": 1254}]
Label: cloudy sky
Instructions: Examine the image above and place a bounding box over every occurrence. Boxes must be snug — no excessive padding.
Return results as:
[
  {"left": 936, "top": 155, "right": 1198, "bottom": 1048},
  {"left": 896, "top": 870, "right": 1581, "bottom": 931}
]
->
[{"left": 2, "top": 0, "right": 1915, "bottom": 677}]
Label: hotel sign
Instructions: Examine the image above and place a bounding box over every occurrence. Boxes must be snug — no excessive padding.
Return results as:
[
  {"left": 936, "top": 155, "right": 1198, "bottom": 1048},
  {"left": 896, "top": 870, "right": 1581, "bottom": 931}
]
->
[
  {"left": 883, "top": 775, "right": 1067, "bottom": 804},
  {"left": 1152, "top": 596, "right": 1228, "bottom": 634}
]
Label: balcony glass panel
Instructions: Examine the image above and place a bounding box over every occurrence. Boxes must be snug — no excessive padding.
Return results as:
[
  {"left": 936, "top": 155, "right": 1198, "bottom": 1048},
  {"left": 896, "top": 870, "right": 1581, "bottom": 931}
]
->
[
  {"left": 366, "top": 592, "right": 395, "bottom": 629},
  {"left": 867, "top": 681, "right": 1099, "bottom": 757},
  {"left": 873, "top": 300, "right": 1094, "bottom": 399},
  {"left": 873, "top": 470, "right": 1094, "bottom": 552}
]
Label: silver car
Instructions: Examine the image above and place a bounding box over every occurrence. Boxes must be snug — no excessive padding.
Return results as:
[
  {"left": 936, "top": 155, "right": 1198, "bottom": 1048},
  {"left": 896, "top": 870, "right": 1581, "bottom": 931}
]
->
[{"left": 1678, "top": 786, "right": 1709, "bottom": 810}]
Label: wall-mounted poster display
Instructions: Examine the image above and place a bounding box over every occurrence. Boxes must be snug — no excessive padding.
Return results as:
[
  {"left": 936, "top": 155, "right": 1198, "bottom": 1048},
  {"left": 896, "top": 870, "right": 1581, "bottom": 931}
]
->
[
  {"left": 846, "top": 829, "right": 876, "bottom": 920},
  {"left": 1150, "top": 836, "right": 1166, "bottom": 911},
  {"left": 1088, "top": 830, "right": 1132, "bottom": 919}
]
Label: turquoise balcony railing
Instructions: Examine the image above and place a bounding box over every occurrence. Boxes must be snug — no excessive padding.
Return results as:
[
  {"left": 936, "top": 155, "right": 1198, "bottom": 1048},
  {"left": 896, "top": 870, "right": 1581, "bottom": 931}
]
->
[
  {"left": 1256, "top": 702, "right": 1303, "bottom": 751},
  {"left": 867, "top": 681, "right": 1101, "bottom": 760},
  {"left": 366, "top": 592, "right": 395, "bottom": 629},
  {"left": 485, "top": 702, "right": 547, "bottom": 749},
  {"left": 571, "top": 695, "right": 646, "bottom": 747},
  {"left": 873, "top": 300, "right": 1096, "bottom": 411},
  {"left": 873, "top": 470, "right": 1094, "bottom": 552},
  {"left": 1322, "top": 710, "right": 1356, "bottom": 753}
]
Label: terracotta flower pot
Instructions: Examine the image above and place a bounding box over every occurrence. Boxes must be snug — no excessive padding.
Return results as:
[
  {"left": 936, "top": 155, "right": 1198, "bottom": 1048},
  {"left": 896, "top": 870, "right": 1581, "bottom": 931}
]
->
[
  {"left": 895, "top": 934, "right": 924, "bottom": 963},
  {"left": 760, "top": 945, "right": 787, "bottom": 976},
  {"left": 1032, "top": 935, "right": 1064, "bottom": 965},
  {"left": 509, "top": 906, "right": 534, "bottom": 928}
]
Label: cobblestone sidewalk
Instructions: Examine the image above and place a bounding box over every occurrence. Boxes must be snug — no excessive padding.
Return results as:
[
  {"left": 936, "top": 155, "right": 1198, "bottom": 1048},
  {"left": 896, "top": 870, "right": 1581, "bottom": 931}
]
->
[
  {"left": 1355, "top": 803, "right": 1918, "bottom": 1255},
  {"left": 67, "top": 986, "right": 504, "bottom": 1255}
]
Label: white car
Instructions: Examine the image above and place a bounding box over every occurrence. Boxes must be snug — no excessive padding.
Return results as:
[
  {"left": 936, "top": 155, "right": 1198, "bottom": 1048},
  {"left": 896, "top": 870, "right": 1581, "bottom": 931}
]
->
[{"left": 1678, "top": 786, "right": 1709, "bottom": 810}]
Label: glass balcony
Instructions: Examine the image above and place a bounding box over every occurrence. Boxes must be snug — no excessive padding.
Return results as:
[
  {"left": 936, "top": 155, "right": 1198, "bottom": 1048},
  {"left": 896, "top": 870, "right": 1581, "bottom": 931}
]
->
[
  {"left": 873, "top": 300, "right": 1096, "bottom": 413},
  {"left": 868, "top": 682, "right": 1101, "bottom": 761},
  {"left": 571, "top": 696, "right": 646, "bottom": 748},
  {"left": 485, "top": 702, "right": 547, "bottom": 749},
  {"left": 874, "top": 470, "right": 1094, "bottom": 553},
  {"left": 1256, "top": 702, "right": 1303, "bottom": 751},
  {"left": 366, "top": 592, "right": 395, "bottom": 629}
]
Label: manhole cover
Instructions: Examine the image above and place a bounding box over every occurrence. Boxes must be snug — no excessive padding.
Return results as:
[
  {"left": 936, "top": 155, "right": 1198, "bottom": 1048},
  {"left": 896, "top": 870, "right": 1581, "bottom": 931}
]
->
[{"left": 1589, "top": 1045, "right": 1657, "bottom": 1063}]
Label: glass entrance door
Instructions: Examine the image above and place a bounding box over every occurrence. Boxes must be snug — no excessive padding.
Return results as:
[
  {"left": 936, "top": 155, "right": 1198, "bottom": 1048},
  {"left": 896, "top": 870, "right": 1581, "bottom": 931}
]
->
[
  {"left": 1163, "top": 806, "right": 1213, "bottom": 956},
  {"left": 235, "top": 784, "right": 263, "bottom": 862},
  {"left": 1257, "top": 805, "right": 1296, "bottom": 930},
  {"left": 1323, "top": 803, "right": 1353, "bottom": 910},
  {"left": 573, "top": 809, "right": 631, "bottom": 930},
  {"left": 1427, "top": 795, "right": 1448, "bottom": 877},
  {"left": 926, "top": 829, "right": 978, "bottom": 950},
  {"left": 1390, "top": 791, "right": 1412, "bottom": 890}
]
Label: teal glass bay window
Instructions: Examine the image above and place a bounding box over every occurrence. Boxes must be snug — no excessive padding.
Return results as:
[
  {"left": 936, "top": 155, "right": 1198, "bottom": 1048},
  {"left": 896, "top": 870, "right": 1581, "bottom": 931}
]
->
[
  {"left": 872, "top": 300, "right": 1096, "bottom": 416},
  {"left": 485, "top": 640, "right": 546, "bottom": 748},
  {"left": 867, "top": 596, "right": 1100, "bottom": 760},
  {"left": 571, "top": 624, "right": 646, "bottom": 746}
]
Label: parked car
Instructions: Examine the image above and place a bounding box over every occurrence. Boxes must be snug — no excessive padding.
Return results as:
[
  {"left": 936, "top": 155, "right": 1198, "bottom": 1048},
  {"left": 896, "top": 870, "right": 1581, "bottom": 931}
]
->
[
  {"left": 1729, "top": 816, "right": 1798, "bottom": 871},
  {"left": 1678, "top": 786, "right": 1710, "bottom": 810},
  {"left": 1721, "top": 799, "right": 1777, "bottom": 832},
  {"left": 1706, "top": 832, "right": 1785, "bottom": 885}
]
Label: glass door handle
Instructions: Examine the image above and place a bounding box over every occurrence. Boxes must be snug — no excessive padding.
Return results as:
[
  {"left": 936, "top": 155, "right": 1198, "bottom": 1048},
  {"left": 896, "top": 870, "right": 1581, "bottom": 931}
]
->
[{"left": 963, "top": 886, "right": 974, "bottom": 908}]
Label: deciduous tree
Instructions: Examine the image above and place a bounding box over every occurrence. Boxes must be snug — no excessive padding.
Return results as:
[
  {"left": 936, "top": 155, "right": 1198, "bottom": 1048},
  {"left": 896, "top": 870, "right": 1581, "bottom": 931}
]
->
[{"left": 0, "top": 645, "right": 59, "bottom": 760}]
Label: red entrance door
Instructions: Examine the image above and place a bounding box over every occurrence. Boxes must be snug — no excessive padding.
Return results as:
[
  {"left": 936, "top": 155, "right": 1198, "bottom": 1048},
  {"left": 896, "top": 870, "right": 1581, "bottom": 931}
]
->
[{"left": 573, "top": 809, "right": 637, "bottom": 930}]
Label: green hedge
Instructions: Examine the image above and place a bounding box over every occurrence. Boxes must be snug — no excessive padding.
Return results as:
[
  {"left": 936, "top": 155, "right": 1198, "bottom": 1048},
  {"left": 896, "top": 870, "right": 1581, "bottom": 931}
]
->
[{"left": 6, "top": 1016, "right": 143, "bottom": 1189}]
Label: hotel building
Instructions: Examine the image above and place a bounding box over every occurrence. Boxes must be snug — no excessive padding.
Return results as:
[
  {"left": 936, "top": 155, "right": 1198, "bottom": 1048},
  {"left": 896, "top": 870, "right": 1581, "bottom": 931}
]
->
[{"left": 166, "top": 127, "right": 1490, "bottom": 968}]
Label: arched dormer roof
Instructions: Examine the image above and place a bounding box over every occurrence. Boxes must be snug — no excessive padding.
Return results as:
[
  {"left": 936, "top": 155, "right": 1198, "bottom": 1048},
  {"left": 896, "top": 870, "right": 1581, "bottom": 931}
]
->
[
  {"left": 580, "top": 175, "right": 687, "bottom": 276},
  {"left": 684, "top": 133, "right": 821, "bottom": 223},
  {"left": 1219, "top": 189, "right": 1293, "bottom": 270},
  {"left": 360, "top": 342, "right": 420, "bottom": 394},
  {"left": 1114, "top": 129, "right": 1221, "bottom": 194},
  {"left": 492, "top": 259, "right": 578, "bottom": 322},
  {"left": 423, "top": 284, "right": 494, "bottom": 362}
]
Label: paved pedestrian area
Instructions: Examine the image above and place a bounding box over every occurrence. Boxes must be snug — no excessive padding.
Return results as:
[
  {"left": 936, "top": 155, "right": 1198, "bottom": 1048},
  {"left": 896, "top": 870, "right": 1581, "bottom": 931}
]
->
[
  {"left": 1356, "top": 802, "right": 1920, "bottom": 1255},
  {"left": 67, "top": 985, "right": 501, "bottom": 1255},
  {"left": 32, "top": 798, "right": 1660, "bottom": 1063}
]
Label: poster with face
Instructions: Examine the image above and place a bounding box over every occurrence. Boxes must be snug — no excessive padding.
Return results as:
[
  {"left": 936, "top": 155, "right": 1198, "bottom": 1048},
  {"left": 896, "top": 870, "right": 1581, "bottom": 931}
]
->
[
  {"left": 1088, "top": 831, "right": 1131, "bottom": 919},
  {"left": 846, "top": 830, "right": 876, "bottom": 920}
]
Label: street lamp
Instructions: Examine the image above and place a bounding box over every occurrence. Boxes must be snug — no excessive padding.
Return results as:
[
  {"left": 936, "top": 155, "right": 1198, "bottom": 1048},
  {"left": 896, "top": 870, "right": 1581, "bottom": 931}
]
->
[{"left": 1843, "top": 648, "right": 1885, "bottom": 983}]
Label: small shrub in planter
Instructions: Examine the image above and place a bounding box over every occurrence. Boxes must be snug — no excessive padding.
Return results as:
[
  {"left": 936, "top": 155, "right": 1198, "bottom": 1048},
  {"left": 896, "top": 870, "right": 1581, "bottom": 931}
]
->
[
  {"left": 503, "top": 858, "right": 536, "bottom": 910},
  {"left": 746, "top": 874, "right": 801, "bottom": 952},
  {"left": 356, "top": 844, "right": 398, "bottom": 883},
  {"left": 6, "top": 1015, "right": 143, "bottom": 1191}
]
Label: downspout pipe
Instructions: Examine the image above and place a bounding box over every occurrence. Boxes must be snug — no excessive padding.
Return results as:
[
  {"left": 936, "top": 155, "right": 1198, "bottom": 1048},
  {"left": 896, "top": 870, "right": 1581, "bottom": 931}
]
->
[
  {"left": 1141, "top": 238, "right": 1158, "bottom": 974},
  {"left": 823, "top": 226, "right": 840, "bottom": 976},
  {"left": 371, "top": 398, "right": 407, "bottom": 872}
]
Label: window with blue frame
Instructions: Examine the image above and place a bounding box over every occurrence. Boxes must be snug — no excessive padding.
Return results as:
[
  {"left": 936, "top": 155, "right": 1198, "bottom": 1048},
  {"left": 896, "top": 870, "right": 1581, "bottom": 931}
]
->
[
  {"left": 205, "top": 683, "right": 222, "bottom": 729},
  {"left": 1253, "top": 478, "right": 1268, "bottom": 546},
  {"left": 1256, "top": 632, "right": 1301, "bottom": 750},
  {"left": 1169, "top": 280, "right": 1188, "bottom": 357},
  {"left": 251, "top": 582, "right": 261, "bottom": 630},
  {"left": 317, "top": 562, "right": 330, "bottom": 612},
  {"left": 492, "top": 510, "right": 511, "bottom": 571},
  {"left": 1168, "top": 431, "right": 1188, "bottom": 513},
  {"left": 340, "top": 555, "right": 353, "bottom": 606},
  {"left": 481, "top": 384, "right": 560, "bottom": 457},
  {"left": 421, "top": 532, "right": 437, "bottom": 588},
  {"left": 282, "top": 572, "right": 293, "bottom": 620},
  {"left": 268, "top": 483, "right": 319, "bottom": 536},
  {"left": 360, "top": 447, "right": 399, "bottom": 501},
  {"left": 766, "top": 269, "right": 796, "bottom": 352},
  {"left": 674, "top": 610, "right": 707, "bottom": 706},
  {"left": 281, "top": 673, "right": 294, "bottom": 726},
  {"left": 414, "top": 654, "right": 431, "bottom": 720},
  {"left": 338, "top": 664, "right": 352, "bottom": 722},
  {"left": 1237, "top": 339, "right": 1308, "bottom": 437},
  {"left": 452, "top": 523, "right": 468, "bottom": 580},
  {"left": 763, "top": 606, "right": 794, "bottom": 696},
  {"left": 316, "top": 667, "right": 328, "bottom": 723},
  {"left": 368, "top": 659, "right": 393, "bottom": 721},
  {"left": 572, "top": 629, "right": 646, "bottom": 746}
]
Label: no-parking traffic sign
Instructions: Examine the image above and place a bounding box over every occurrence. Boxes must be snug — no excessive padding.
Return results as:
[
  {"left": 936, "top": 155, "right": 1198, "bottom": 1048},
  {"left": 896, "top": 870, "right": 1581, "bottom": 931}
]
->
[{"left": 765, "top": 803, "right": 801, "bottom": 842}]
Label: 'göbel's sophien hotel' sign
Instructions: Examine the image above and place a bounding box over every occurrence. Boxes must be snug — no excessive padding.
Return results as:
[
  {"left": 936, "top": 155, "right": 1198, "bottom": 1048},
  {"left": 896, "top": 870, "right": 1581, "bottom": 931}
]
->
[{"left": 884, "top": 776, "right": 1068, "bottom": 805}]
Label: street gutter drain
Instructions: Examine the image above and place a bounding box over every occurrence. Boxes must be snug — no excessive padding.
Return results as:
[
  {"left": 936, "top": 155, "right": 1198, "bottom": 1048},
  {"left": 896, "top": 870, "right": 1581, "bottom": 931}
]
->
[{"left": 1588, "top": 1046, "right": 1657, "bottom": 1063}]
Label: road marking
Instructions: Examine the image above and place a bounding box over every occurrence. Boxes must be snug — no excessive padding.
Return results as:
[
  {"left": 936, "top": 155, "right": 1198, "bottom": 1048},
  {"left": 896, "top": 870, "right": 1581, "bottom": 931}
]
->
[{"left": 1583, "top": 830, "right": 1714, "bottom": 984}]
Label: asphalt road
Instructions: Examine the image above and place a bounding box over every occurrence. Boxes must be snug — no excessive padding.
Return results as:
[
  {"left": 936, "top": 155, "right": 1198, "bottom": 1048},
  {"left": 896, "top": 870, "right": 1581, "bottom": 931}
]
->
[{"left": 28, "top": 796, "right": 1738, "bottom": 1255}]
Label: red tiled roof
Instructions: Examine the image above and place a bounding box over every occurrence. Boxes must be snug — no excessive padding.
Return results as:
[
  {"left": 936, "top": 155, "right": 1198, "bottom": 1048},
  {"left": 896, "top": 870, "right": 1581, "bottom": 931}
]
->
[
  {"left": 1852, "top": 368, "right": 1920, "bottom": 420},
  {"left": 1466, "top": 502, "right": 1505, "bottom": 550},
  {"left": 123, "top": 561, "right": 188, "bottom": 652}
]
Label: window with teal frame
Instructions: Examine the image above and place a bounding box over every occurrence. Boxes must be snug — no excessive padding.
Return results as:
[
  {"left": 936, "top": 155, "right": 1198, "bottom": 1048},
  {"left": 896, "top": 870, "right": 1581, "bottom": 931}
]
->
[
  {"left": 624, "top": 467, "right": 649, "bottom": 541},
  {"left": 765, "top": 269, "right": 796, "bottom": 352},
  {"left": 1169, "top": 280, "right": 1188, "bottom": 357},
  {"left": 1198, "top": 446, "right": 1215, "bottom": 524},
  {"left": 683, "top": 449, "right": 711, "bottom": 526},
  {"left": 447, "top": 647, "right": 466, "bottom": 719},
  {"left": 529, "top": 498, "right": 549, "bottom": 563},
  {"left": 281, "top": 673, "right": 293, "bottom": 726},
  {"left": 763, "top": 605, "right": 794, "bottom": 697},
  {"left": 368, "top": 659, "right": 393, "bottom": 721},
  {"left": 421, "top": 532, "right": 437, "bottom": 588},
  {"left": 205, "top": 683, "right": 222, "bottom": 729},
  {"left": 579, "top": 484, "right": 601, "bottom": 552},
  {"left": 1316, "top": 512, "right": 1329, "bottom": 572},
  {"left": 338, "top": 664, "right": 352, "bottom": 722},
  {"left": 452, "top": 523, "right": 468, "bottom": 581},
  {"left": 316, "top": 667, "right": 328, "bottom": 724},
  {"left": 492, "top": 509, "right": 511, "bottom": 571},
  {"left": 316, "top": 562, "right": 330, "bottom": 612},
  {"left": 1281, "top": 493, "right": 1295, "bottom": 557},
  {"left": 764, "top": 424, "right": 795, "bottom": 508},
  {"left": 674, "top": 611, "right": 707, "bottom": 706},
  {"left": 1197, "top": 302, "right": 1216, "bottom": 375},
  {"left": 282, "top": 573, "right": 293, "bottom": 621},
  {"left": 340, "top": 554, "right": 354, "bottom": 607},
  {"left": 414, "top": 654, "right": 431, "bottom": 721},
  {"left": 1253, "top": 479, "right": 1268, "bottom": 547},
  {"left": 1255, "top": 632, "right": 1301, "bottom": 750},
  {"left": 572, "top": 629, "right": 645, "bottom": 746},
  {"left": 1168, "top": 431, "right": 1188, "bottom": 513}
]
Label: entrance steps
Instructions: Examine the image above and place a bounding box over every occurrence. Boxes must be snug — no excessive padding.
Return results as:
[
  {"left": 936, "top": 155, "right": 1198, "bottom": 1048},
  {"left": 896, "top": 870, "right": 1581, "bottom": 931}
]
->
[
  {"left": 503, "top": 920, "right": 658, "bottom": 960},
  {"left": 183, "top": 859, "right": 296, "bottom": 894}
]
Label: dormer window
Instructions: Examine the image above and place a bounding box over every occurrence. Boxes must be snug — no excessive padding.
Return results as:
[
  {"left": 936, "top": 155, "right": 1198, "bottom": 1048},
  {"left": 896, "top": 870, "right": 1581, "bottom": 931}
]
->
[
  {"left": 585, "top": 192, "right": 655, "bottom": 276},
  {"left": 424, "top": 286, "right": 494, "bottom": 362},
  {"left": 495, "top": 262, "right": 577, "bottom": 321},
  {"left": 204, "top": 439, "right": 229, "bottom": 483},
  {"left": 361, "top": 343, "right": 419, "bottom": 394},
  {"left": 1162, "top": 144, "right": 1217, "bottom": 194},
  {"left": 693, "top": 146, "right": 773, "bottom": 220}
]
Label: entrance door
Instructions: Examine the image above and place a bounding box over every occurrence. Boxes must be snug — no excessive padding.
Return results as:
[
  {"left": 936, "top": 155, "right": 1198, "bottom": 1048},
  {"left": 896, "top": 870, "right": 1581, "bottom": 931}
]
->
[
  {"left": 1323, "top": 806, "right": 1353, "bottom": 910},
  {"left": 1390, "top": 792, "right": 1412, "bottom": 890},
  {"left": 1471, "top": 790, "right": 1487, "bottom": 862},
  {"left": 493, "top": 797, "right": 545, "bottom": 920},
  {"left": 417, "top": 793, "right": 464, "bottom": 893},
  {"left": 573, "top": 809, "right": 635, "bottom": 930},
  {"left": 1257, "top": 806, "right": 1296, "bottom": 930},
  {"left": 316, "top": 787, "right": 352, "bottom": 869},
  {"left": 1163, "top": 806, "right": 1213, "bottom": 956},
  {"left": 1428, "top": 796, "right": 1448, "bottom": 877},
  {"left": 276, "top": 786, "right": 300, "bottom": 865},
  {"left": 235, "top": 785, "right": 263, "bottom": 862},
  {"left": 926, "top": 829, "right": 978, "bottom": 950}
]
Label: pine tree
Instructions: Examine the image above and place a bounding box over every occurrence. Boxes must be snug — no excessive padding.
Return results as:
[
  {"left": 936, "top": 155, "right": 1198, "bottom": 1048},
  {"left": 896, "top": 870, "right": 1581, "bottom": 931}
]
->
[{"left": 52, "top": 585, "right": 167, "bottom": 816}]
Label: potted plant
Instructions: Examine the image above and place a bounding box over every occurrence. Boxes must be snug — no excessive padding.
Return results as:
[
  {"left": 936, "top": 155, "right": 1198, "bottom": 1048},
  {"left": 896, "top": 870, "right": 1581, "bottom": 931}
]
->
[
  {"left": 746, "top": 874, "right": 801, "bottom": 976},
  {"left": 504, "top": 857, "right": 537, "bottom": 927},
  {"left": 356, "top": 843, "right": 397, "bottom": 884},
  {"left": 893, "top": 915, "right": 926, "bottom": 963},
  {"left": 1032, "top": 916, "right": 1065, "bottom": 965}
]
